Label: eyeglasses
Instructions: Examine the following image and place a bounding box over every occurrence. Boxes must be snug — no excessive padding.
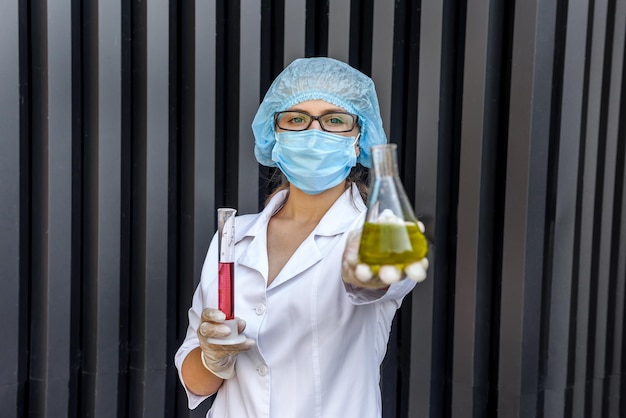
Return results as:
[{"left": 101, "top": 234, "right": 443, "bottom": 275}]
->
[{"left": 274, "top": 111, "right": 358, "bottom": 133}]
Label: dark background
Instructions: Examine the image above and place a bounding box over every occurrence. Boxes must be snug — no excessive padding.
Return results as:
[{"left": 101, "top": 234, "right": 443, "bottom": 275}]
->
[{"left": 1, "top": 0, "right": 625, "bottom": 417}]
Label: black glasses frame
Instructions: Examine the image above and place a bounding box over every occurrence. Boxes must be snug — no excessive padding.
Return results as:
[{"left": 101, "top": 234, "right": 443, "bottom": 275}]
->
[{"left": 274, "top": 111, "right": 359, "bottom": 133}]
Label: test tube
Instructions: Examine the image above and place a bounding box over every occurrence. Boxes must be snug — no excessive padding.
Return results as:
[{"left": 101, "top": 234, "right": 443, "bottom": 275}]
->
[
  {"left": 217, "top": 208, "right": 236, "bottom": 320},
  {"left": 206, "top": 208, "right": 246, "bottom": 345}
]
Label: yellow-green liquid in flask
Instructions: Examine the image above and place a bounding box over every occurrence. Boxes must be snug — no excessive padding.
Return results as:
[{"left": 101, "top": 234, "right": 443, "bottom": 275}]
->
[{"left": 358, "top": 222, "right": 428, "bottom": 269}]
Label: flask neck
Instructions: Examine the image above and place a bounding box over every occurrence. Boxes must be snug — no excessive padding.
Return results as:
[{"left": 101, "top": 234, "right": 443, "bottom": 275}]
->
[{"left": 371, "top": 144, "right": 400, "bottom": 177}]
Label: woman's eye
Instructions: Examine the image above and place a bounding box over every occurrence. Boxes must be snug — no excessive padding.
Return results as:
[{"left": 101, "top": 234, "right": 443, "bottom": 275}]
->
[
  {"left": 323, "top": 114, "right": 347, "bottom": 125},
  {"left": 290, "top": 117, "right": 305, "bottom": 124}
]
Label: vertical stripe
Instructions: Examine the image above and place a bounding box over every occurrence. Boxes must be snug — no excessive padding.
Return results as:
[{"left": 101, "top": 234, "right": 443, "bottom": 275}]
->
[
  {"left": 328, "top": 0, "right": 350, "bottom": 63},
  {"left": 370, "top": 0, "right": 394, "bottom": 139},
  {"left": 597, "top": 1, "right": 626, "bottom": 416},
  {"left": 239, "top": 0, "right": 261, "bottom": 215},
  {"left": 543, "top": 0, "right": 587, "bottom": 415},
  {"left": 143, "top": 0, "right": 170, "bottom": 415},
  {"left": 39, "top": 0, "right": 74, "bottom": 415},
  {"left": 574, "top": 0, "right": 608, "bottom": 416},
  {"left": 0, "top": 1, "right": 22, "bottom": 416},
  {"left": 194, "top": 0, "right": 217, "bottom": 281},
  {"left": 95, "top": 0, "right": 123, "bottom": 415},
  {"left": 408, "top": 0, "right": 443, "bottom": 414},
  {"left": 284, "top": 0, "right": 306, "bottom": 63},
  {"left": 608, "top": 8, "right": 626, "bottom": 416},
  {"left": 452, "top": 0, "right": 491, "bottom": 415}
]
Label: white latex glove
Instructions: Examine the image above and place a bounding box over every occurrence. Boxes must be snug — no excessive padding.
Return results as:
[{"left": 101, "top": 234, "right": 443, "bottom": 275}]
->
[
  {"left": 196, "top": 308, "right": 255, "bottom": 379},
  {"left": 341, "top": 221, "right": 430, "bottom": 289}
]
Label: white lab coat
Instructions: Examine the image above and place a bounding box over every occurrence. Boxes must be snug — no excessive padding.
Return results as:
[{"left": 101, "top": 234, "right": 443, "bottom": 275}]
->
[{"left": 175, "top": 184, "right": 416, "bottom": 418}]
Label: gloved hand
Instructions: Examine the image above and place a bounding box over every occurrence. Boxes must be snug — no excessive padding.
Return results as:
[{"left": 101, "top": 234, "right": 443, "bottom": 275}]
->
[
  {"left": 196, "top": 308, "right": 255, "bottom": 379},
  {"left": 341, "top": 221, "right": 430, "bottom": 289}
]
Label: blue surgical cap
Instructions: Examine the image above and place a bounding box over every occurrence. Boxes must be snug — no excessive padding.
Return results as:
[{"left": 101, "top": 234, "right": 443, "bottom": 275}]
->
[{"left": 252, "top": 57, "right": 387, "bottom": 168}]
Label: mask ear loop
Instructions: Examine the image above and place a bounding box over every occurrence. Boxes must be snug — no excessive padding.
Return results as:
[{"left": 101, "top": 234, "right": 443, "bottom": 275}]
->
[{"left": 351, "top": 133, "right": 362, "bottom": 147}]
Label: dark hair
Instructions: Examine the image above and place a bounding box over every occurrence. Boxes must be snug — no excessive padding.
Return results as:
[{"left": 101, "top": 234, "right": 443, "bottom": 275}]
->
[{"left": 264, "top": 164, "right": 369, "bottom": 207}]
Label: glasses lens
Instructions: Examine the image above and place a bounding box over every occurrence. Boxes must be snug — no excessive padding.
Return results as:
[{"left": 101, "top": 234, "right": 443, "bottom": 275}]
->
[
  {"left": 276, "top": 112, "right": 312, "bottom": 131},
  {"left": 319, "top": 113, "right": 355, "bottom": 132},
  {"left": 275, "top": 111, "right": 357, "bottom": 132}
]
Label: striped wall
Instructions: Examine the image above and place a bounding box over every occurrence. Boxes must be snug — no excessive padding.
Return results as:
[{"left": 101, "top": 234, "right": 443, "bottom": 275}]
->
[{"left": 1, "top": 0, "right": 625, "bottom": 417}]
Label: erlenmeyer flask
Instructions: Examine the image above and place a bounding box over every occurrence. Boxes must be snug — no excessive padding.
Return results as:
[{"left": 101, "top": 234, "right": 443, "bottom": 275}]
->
[{"left": 358, "top": 144, "right": 428, "bottom": 284}]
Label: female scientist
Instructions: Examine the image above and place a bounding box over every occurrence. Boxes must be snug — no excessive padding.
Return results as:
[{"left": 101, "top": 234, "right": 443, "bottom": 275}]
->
[{"left": 175, "top": 57, "right": 421, "bottom": 418}]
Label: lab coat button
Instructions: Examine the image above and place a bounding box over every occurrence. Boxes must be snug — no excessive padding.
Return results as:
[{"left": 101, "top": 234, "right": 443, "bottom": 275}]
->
[
  {"left": 255, "top": 304, "right": 266, "bottom": 315},
  {"left": 257, "top": 364, "right": 268, "bottom": 376}
]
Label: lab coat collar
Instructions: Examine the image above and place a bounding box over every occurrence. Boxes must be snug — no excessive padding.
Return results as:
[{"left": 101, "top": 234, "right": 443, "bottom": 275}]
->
[{"left": 236, "top": 183, "right": 367, "bottom": 287}]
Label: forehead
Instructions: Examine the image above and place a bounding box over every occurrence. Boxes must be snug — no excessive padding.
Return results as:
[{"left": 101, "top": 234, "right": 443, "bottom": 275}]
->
[{"left": 286, "top": 100, "right": 347, "bottom": 114}]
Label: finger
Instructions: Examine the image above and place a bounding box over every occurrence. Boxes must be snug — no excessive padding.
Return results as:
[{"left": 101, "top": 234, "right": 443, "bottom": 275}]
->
[
  {"left": 345, "top": 228, "right": 362, "bottom": 243},
  {"left": 354, "top": 278, "right": 391, "bottom": 290},
  {"left": 344, "top": 263, "right": 390, "bottom": 290},
  {"left": 341, "top": 258, "right": 362, "bottom": 284},
  {"left": 354, "top": 263, "right": 374, "bottom": 282},
  {"left": 231, "top": 338, "right": 256, "bottom": 352},
  {"left": 405, "top": 261, "right": 427, "bottom": 282},
  {"left": 237, "top": 318, "right": 246, "bottom": 333},
  {"left": 378, "top": 265, "right": 402, "bottom": 285},
  {"left": 205, "top": 338, "right": 256, "bottom": 356},
  {"left": 343, "top": 245, "right": 359, "bottom": 266},
  {"left": 198, "top": 321, "right": 231, "bottom": 338},
  {"left": 201, "top": 308, "right": 226, "bottom": 323},
  {"left": 342, "top": 234, "right": 361, "bottom": 266}
]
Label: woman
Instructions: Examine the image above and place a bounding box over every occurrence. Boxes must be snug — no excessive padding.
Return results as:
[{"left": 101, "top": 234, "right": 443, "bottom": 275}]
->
[{"left": 175, "top": 57, "right": 422, "bottom": 418}]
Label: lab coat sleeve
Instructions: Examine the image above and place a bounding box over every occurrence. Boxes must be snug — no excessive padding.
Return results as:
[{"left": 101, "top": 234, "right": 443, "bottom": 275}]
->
[{"left": 174, "top": 233, "right": 219, "bottom": 409}]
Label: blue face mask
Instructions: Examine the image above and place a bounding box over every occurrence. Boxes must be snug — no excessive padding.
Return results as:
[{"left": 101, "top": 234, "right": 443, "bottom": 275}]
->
[{"left": 271, "top": 130, "right": 359, "bottom": 195}]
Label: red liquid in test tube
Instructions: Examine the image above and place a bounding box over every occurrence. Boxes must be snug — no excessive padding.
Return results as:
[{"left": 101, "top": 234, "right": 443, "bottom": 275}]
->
[
  {"left": 217, "top": 208, "right": 237, "bottom": 321},
  {"left": 218, "top": 262, "right": 235, "bottom": 320}
]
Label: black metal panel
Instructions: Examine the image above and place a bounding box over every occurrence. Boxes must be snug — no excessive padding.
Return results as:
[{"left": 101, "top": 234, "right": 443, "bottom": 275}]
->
[
  {"left": 16, "top": 1, "right": 32, "bottom": 415},
  {"left": 118, "top": 0, "right": 135, "bottom": 415},
  {"left": 348, "top": 0, "right": 374, "bottom": 73},
  {"left": 168, "top": 0, "right": 197, "bottom": 416},
  {"left": 27, "top": 1, "right": 49, "bottom": 414},
  {"left": 574, "top": 1, "right": 613, "bottom": 417},
  {"left": 76, "top": 0, "right": 96, "bottom": 414},
  {"left": 305, "top": 0, "right": 329, "bottom": 57},
  {"left": 588, "top": 1, "right": 624, "bottom": 417},
  {"left": 215, "top": 0, "right": 241, "bottom": 209},
  {"left": 430, "top": 0, "right": 466, "bottom": 416},
  {"left": 124, "top": 0, "right": 148, "bottom": 415},
  {"left": 607, "top": 12, "right": 626, "bottom": 415}
]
